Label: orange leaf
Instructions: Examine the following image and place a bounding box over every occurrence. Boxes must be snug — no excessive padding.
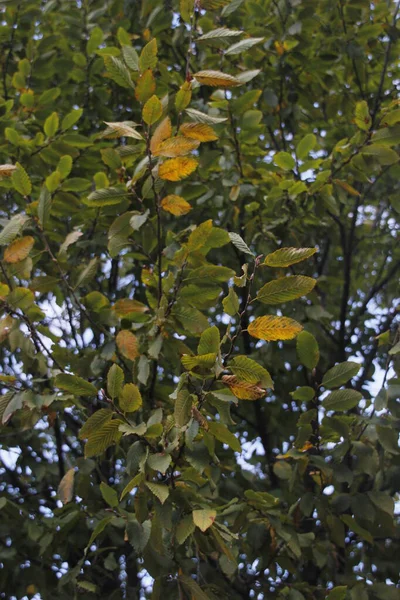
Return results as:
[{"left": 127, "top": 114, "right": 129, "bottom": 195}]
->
[
  {"left": 193, "top": 70, "right": 240, "bottom": 88},
  {"left": 4, "top": 236, "right": 34, "bottom": 264},
  {"left": 116, "top": 330, "right": 140, "bottom": 360},
  {"left": 180, "top": 123, "right": 218, "bottom": 142},
  {"left": 247, "top": 316, "right": 302, "bottom": 341},
  {"left": 222, "top": 375, "right": 266, "bottom": 400},
  {"left": 161, "top": 195, "right": 192, "bottom": 216},
  {"left": 150, "top": 117, "right": 172, "bottom": 154},
  {"left": 158, "top": 157, "right": 198, "bottom": 181},
  {"left": 153, "top": 136, "right": 199, "bottom": 157},
  {"left": 0, "top": 164, "right": 17, "bottom": 178},
  {"left": 113, "top": 299, "right": 149, "bottom": 316}
]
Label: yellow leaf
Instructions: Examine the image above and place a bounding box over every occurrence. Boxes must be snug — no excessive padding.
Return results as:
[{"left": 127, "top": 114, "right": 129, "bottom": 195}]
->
[
  {"left": 193, "top": 70, "right": 240, "bottom": 88},
  {"left": 161, "top": 195, "right": 192, "bottom": 216},
  {"left": 154, "top": 136, "right": 199, "bottom": 157},
  {"left": 222, "top": 375, "right": 266, "bottom": 400},
  {"left": 150, "top": 116, "right": 172, "bottom": 154},
  {"left": 4, "top": 236, "right": 34, "bottom": 264},
  {"left": 142, "top": 94, "right": 163, "bottom": 125},
  {"left": 57, "top": 468, "right": 75, "bottom": 504},
  {"left": 135, "top": 69, "right": 156, "bottom": 103},
  {"left": 248, "top": 316, "right": 303, "bottom": 341},
  {"left": 159, "top": 157, "right": 198, "bottom": 181},
  {"left": 180, "top": 122, "right": 218, "bottom": 142},
  {"left": 116, "top": 330, "right": 140, "bottom": 360},
  {"left": 193, "top": 509, "right": 216, "bottom": 532},
  {"left": 0, "top": 164, "right": 17, "bottom": 178}
]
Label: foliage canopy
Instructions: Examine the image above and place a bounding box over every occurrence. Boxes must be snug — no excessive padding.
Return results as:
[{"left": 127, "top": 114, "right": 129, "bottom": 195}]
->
[{"left": 0, "top": 0, "right": 399, "bottom": 598}]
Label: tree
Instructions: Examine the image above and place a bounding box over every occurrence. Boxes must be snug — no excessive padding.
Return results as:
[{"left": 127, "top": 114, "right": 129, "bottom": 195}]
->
[{"left": 0, "top": 0, "right": 399, "bottom": 598}]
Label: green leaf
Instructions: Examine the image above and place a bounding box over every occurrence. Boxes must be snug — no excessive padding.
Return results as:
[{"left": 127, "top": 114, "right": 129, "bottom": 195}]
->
[
  {"left": 355, "top": 100, "right": 371, "bottom": 131},
  {"left": 198, "top": 326, "right": 220, "bottom": 355},
  {"left": 7, "top": 287, "right": 34, "bottom": 310},
  {"left": 122, "top": 45, "right": 139, "bottom": 71},
  {"left": 174, "top": 390, "right": 193, "bottom": 427},
  {"left": 228, "top": 232, "right": 254, "bottom": 257},
  {"left": 85, "top": 516, "right": 113, "bottom": 554},
  {"left": 208, "top": 422, "right": 241, "bottom": 452},
  {"left": 322, "top": 361, "right": 361, "bottom": 389},
  {"left": 142, "top": 95, "right": 162, "bottom": 125},
  {"left": 175, "top": 514, "right": 195, "bottom": 545},
  {"left": 340, "top": 515, "right": 373, "bottom": 544},
  {"left": 192, "top": 508, "right": 217, "bottom": 532},
  {"left": 223, "top": 287, "right": 240, "bottom": 315},
  {"left": 229, "top": 355, "right": 273, "bottom": 388},
  {"left": 57, "top": 155, "right": 73, "bottom": 179},
  {"left": 322, "top": 389, "right": 362, "bottom": 411},
  {"left": 120, "top": 473, "right": 143, "bottom": 500},
  {"left": 44, "top": 112, "right": 59, "bottom": 137},
  {"left": 264, "top": 247, "right": 317, "bottom": 267},
  {"left": 181, "top": 353, "right": 217, "bottom": 371},
  {"left": 0, "top": 214, "right": 28, "bottom": 246},
  {"left": 104, "top": 56, "right": 134, "bottom": 89},
  {"left": 273, "top": 152, "right": 295, "bottom": 170},
  {"left": 290, "top": 386, "right": 315, "bottom": 402},
  {"left": 85, "top": 187, "right": 130, "bottom": 207},
  {"left": 100, "top": 482, "right": 119, "bottom": 508},
  {"left": 84, "top": 419, "right": 123, "bottom": 458},
  {"left": 147, "top": 452, "right": 171, "bottom": 474},
  {"left": 12, "top": 162, "right": 31, "bottom": 196},
  {"left": 256, "top": 275, "right": 316, "bottom": 305},
  {"left": 179, "top": 575, "right": 212, "bottom": 600},
  {"left": 198, "top": 27, "right": 242, "bottom": 42},
  {"left": 327, "top": 587, "right": 347, "bottom": 600},
  {"left": 119, "top": 383, "right": 142, "bottom": 412},
  {"left": 225, "top": 37, "right": 264, "bottom": 55},
  {"left": 55, "top": 373, "right": 97, "bottom": 397},
  {"left": 127, "top": 518, "right": 151, "bottom": 553},
  {"left": 296, "top": 134, "right": 317, "bottom": 160},
  {"left": 107, "top": 364, "right": 124, "bottom": 399},
  {"left": 79, "top": 409, "right": 113, "bottom": 440},
  {"left": 61, "top": 108, "right": 83, "bottom": 131},
  {"left": 362, "top": 144, "right": 399, "bottom": 165},
  {"left": 145, "top": 481, "right": 169, "bottom": 504},
  {"left": 297, "top": 331, "right": 320, "bottom": 370},
  {"left": 139, "top": 38, "right": 158, "bottom": 71},
  {"left": 74, "top": 257, "right": 98, "bottom": 289}
]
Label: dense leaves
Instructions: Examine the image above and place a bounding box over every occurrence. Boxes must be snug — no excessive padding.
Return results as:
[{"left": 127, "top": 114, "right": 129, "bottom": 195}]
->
[{"left": 0, "top": 0, "right": 399, "bottom": 599}]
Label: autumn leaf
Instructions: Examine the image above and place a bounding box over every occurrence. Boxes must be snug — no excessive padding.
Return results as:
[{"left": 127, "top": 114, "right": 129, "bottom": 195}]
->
[
  {"left": 4, "top": 236, "right": 34, "bottom": 264},
  {"left": 113, "top": 298, "right": 149, "bottom": 317},
  {"left": 158, "top": 157, "right": 198, "bottom": 181},
  {"left": 180, "top": 122, "right": 218, "bottom": 142},
  {"left": 0, "top": 164, "right": 17, "bottom": 178},
  {"left": 194, "top": 70, "right": 241, "bottom": 87},
  {"left": 160, "top": 195, "right": 192, "bottom": 216},
  {"left": 153, "top": 136, "right": 199, "bottom": 157},
  {"left": 150, "top": 116, "right": 172, "bottom": 153},
  {"left": 222, "top": 375, "right": 266, "bottom": 400},
  {"left": 116, "top": 330, "right": 140, "bottom": 360},
  {"left": 247, "top": 316, "right": 303, "bottom": 341}
]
